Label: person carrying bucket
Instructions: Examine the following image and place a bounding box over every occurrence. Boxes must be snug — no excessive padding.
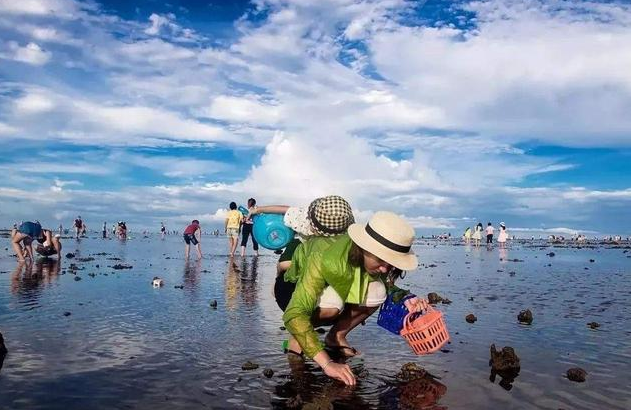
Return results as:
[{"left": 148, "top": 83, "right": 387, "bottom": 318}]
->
[{"left": 282, "top": 211, "right": 425, "bottom": 386}]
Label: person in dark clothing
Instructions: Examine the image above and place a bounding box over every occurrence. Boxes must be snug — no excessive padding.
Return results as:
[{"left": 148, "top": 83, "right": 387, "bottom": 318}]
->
[{"left": 240, "top": 198, "right": 259, "bottom": 257}]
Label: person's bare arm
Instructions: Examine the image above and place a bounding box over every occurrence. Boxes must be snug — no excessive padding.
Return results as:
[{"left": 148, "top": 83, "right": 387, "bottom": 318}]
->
[
  {"left": 249, "top": 205, "right": 290, "bottom": 216},
  {"left": 277, "top": 260, "right": 291, "bottom": 276}
]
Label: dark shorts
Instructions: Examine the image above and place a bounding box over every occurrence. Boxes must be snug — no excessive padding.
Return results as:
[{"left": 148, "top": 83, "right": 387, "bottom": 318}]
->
[
  {"left": 183, "top": 233, "right": 198, "bottom": 245},
  {"left": 36, "top": 244, "right": 56, "bottom": 257},
  {"left": 274, "top": 275, "right": 297, "bottom": 312},
  {"left": 487, "top": 234, "right": 493, "bottom": 243},
  {"left": 19, "top": 221, "right": 42, "bottom": 238},
  {"left": 240, "top": 224, "right": 258, "bottom": 250}
]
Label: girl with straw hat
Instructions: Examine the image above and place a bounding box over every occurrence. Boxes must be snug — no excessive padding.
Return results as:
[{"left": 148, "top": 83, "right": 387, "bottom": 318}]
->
[{"left": 282, "top": 211, "right": 424, "bottom": 386}]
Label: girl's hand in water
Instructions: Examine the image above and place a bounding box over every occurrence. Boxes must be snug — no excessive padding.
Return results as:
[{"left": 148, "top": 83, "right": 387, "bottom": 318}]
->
[
  {"left": 404, "top": 296, "right": 427, "bottom": 313},
  {"left": 324, "top": 362, "right": 356, "bottom": 386}
]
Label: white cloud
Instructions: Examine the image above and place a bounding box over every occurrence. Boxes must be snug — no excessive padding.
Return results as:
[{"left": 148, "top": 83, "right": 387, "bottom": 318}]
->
[
  {"left": 0, "top": 0, "right": 82, "bottom": 17},
  {"left": 144, "top": 13, "right": 202, "bottom": 42},
  {"left": 201, "top": 95, "right": 283, "bottom": 125},
  {"left": 0, "top": 122, "right": 18, "bottom": 135},
  {"left": 0, "top": 0, "right": 629, "bottom": 233},
  {"left": 14, "top": 91, "right": 55, "bottom": 114},
  {"left": 2, "top": 41, "right": 52, "bottom": 65}
]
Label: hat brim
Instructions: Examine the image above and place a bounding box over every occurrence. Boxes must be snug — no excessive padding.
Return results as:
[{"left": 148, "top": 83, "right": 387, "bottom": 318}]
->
[{"left": 348, "top": 224, "right": 418, "bottom": 271}]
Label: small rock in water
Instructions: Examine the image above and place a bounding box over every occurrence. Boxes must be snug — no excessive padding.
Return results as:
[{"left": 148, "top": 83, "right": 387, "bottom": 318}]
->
[
  {"left": 566, "top": 367, "right": 587, "bottom": 382},
  {"left": 209, "top": 300, "right": 218, "bottom": 308},
  {"left": 88, "top": 273, "right": 96, "bottom": 277},
  {"left": 547, "top": 252, "right": 555, "bottom": 257},
  {"left": 174, "top": 285, "right": 184, "bottom": 289},
  {"left": 509, "top": 271, "right": 516, "bottom": 276},
  {"left": 241, "top": 361, "right": 259, "bottom": 371},
  {"left": 63, "top": 311, "right": 72, "bottom": 316},
  {"left": 427, "top": 292, "right": 443, "bottom": 304},
  {"left": 262, "top": 368, "right": 274, "bottom": 378},
  {"left": 468, "top": 296, "right": 474, "bottom": 301},
  {"left": 589, "top": 259, "right": 595, "bottom": 263},
  {"left": 65, "top": 253, "right": 75, "bottom": 259},
  {"left": 74, "top": 276, "right": 82, "bottom": 281},
  {"left": 396, "top": 362, "right": 428, "bottom": 382},
  {"left": 587, "top": 322, "right": 600, "bottom": 329},
  {"left": 112, "top": 264, "right": 133, "bottom": 270},
  {"left": 465, "top": 314, "right": 477, "bottom": 323},
  {"left": 489, "top": 344, "right": 520, "bottom": 372},
  {"left": 517, "top": 309, "right": 533, "bottom": 325},
  {"left": 95, "top": 264, "right": 99, "bottom": 268}
]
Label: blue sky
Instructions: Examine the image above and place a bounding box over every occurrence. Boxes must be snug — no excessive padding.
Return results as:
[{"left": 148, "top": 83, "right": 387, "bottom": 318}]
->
[{"left": 0, "top": 0, "right": 630, "bottom": 236}]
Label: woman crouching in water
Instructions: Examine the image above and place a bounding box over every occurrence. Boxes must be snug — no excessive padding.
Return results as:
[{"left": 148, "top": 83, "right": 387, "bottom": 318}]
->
[
  {"left": 12, "top": 221, "right": 62, "bottom": 261},
  {"left": 282, "top": 211, "right": 423, "bottom": 386}
]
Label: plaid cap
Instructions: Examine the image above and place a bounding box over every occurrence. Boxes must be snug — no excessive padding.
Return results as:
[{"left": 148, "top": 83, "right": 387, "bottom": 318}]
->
[{"left": 307, "top": 195, "right": 355, "bottom": 236}]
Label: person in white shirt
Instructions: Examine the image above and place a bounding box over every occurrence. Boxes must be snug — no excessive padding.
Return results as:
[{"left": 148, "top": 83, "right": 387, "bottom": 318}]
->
[{"left": 485, "top": 222, "right": 494, "bottom": 244}]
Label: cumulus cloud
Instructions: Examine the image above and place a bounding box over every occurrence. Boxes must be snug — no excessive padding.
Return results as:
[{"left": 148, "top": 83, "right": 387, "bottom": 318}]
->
[
  {"left": 0, "top": 0, "right": 629, "bottom": 233},
  {"left": 1, "top": 41, "right": 51, "bottom": 65}
]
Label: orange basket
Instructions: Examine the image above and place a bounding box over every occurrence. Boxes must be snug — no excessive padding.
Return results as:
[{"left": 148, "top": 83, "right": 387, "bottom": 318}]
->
[{"left": 400, "top": 301, "right": 449, "bottom": 355}]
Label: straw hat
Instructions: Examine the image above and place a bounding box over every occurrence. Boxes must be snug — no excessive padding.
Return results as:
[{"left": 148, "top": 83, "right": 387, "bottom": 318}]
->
[
  {"left": 348, "top": 211, "right": 418, "bottom": 270},
  {"left": 307, "top": 195, "right": 355, "bottom": 236}
]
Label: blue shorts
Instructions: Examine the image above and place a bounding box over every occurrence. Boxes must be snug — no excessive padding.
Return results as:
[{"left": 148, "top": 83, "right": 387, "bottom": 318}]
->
[
  {"left": 19, "top": 221, "right": 42, "bottom": 238},
  {"left": 183, "top": 233, "right": 198, "bottom": 245}
]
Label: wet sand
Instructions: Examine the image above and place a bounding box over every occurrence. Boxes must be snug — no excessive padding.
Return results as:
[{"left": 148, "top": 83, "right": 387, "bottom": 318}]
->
[{"left": 0, "top": 236, "right": 630, "bottom": 409}]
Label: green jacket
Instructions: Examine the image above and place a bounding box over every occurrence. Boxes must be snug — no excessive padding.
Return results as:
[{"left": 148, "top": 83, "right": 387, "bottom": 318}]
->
[{"left": 282, "top": 234, "right": 409, "bottom": 358}]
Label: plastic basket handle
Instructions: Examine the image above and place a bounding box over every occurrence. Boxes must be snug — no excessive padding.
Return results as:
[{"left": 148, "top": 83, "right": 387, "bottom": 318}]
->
[{"left": 402, "top": 311, "right": 422, "bottom": 333}]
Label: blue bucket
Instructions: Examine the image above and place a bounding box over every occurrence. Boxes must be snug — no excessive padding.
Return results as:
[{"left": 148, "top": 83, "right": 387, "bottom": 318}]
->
[
  {"left": 377, "top": 293, "right": 415, "bottom": 335},
  {"left": 252, "top": 214, "right": 294, "bottom": 250}
]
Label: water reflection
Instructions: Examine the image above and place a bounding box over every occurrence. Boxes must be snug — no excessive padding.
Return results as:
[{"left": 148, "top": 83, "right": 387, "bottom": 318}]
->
[
  {"left": 489, "top": 367, "right": 520, "bottom": 391},
  {"left": 183, "top": 259, "right": 201, "bottom": 290},
  {"left": 224, "top": 259, "right": 240, "bottom": 311},
  {"left": 239, "top": 256, "right": 258, "bottom": 307},
  {"left": 10, "top": 259, "right": 61, "bottom": 305},
  {"left": 499, "top": 247, "right": 508, "bottom": 264}
]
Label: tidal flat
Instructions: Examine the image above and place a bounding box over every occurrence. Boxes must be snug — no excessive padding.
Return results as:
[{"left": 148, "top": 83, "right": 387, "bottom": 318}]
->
[{"left": 1, "top": 235, "right": 629, "bottom": 409}]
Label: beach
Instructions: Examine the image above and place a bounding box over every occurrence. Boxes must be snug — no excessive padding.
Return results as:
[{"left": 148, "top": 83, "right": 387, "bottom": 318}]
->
[{"left": 1, "top": 235, "right": 630, "bottom": 409}]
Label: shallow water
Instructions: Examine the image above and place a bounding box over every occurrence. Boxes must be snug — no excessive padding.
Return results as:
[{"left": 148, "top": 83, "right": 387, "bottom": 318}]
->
[{"left": 0, "top": 236, "right": 630, "bottom": 409}]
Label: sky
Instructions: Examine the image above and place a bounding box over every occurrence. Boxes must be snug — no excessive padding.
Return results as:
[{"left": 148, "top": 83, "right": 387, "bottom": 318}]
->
[{"left": 0, "top": 0, "right": 630, "bottom": 237}]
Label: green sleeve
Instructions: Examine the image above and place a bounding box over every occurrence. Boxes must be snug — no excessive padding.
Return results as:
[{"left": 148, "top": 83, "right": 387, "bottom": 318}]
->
[{"left": 283, "top": 253, "right": 328, "bottom": 359}]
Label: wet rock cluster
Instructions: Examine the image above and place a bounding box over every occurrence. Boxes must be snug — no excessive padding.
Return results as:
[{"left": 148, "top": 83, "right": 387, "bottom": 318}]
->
[
  {"left": 489, "top": 344, "right": 521, "bottom": 390},
  {"left": 427, "top": 292, "right": 445, "bottom": 304},
  {"left": 566, "top": 367, "right": 587, "bottom": 382},
  {"left": 465, "top": 314, "right": 477, "bottom": 323},
  {"left": 517, "top": 309, "right": 533, "bottom": 325},
  {"left": 112, "top": 264, "right": 133, "bottom": 270},
  {"left": 396, "top": 362, "right": 428, "bottom": 382},
  {"left": 241, "top": 361, "right": 259, "bottom": 371}
]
